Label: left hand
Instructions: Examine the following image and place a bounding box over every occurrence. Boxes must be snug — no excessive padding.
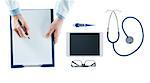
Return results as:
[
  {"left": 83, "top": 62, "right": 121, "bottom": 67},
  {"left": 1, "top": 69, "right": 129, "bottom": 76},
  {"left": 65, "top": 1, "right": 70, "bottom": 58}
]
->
[{"left": 45, "top": 18, "right": 63, "bottom": 44}]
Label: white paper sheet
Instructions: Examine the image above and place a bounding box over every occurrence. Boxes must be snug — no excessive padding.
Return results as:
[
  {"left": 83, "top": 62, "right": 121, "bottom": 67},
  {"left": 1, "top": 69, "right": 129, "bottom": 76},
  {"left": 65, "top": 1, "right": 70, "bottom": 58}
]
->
[{"left": 11, "top": 9, "right": 54, "bottom": 67}]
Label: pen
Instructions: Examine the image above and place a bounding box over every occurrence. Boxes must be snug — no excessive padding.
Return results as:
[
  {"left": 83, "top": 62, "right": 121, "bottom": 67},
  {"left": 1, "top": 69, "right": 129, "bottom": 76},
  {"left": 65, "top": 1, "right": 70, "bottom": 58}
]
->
[
  {"left": 18, "top": 19, "right": 30, "bottom": 39},
  {"left": 74, "top": 23, "right": 94, "bottom": 27}
]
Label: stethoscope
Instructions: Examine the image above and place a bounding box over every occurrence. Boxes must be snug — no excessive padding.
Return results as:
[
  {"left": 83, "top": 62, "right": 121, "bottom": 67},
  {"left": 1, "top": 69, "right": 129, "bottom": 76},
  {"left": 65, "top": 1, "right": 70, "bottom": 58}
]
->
[{"left": 107, "top": 10, "right": 144, "bottom": 56}]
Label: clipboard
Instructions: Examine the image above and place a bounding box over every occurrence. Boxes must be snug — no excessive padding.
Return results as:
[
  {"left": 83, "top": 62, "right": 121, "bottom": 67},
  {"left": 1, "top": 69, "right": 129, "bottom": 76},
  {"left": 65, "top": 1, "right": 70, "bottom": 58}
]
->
[{"left": 10, "top": 9, "right": 54, "bottom": 68}]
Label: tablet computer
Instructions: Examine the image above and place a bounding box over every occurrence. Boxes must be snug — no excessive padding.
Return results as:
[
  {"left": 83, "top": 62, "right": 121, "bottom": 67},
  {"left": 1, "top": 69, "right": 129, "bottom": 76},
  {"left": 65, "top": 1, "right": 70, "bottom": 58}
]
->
[{"left": 67, "top": 32, "right": 103, "bottom": 56}]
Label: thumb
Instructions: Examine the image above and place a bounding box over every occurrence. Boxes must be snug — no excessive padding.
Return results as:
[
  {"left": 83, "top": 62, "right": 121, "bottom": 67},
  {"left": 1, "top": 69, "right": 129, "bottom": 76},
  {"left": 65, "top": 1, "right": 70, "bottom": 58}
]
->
[
  {"left": 45, "top": 27, "right": 54, "bottom": 38},
  {"left": 24, "top": 23, "right": 30, "bottom": 35}
]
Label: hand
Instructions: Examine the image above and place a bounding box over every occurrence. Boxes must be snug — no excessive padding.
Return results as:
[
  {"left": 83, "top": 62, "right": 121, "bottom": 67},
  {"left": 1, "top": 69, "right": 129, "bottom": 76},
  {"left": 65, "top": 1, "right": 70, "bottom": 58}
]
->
[
  {"left": 12, "top": 14, "right": 30, "bottom": 38},
  {"left": 45, "top": 18, "right": 63, "bottom": 44}
]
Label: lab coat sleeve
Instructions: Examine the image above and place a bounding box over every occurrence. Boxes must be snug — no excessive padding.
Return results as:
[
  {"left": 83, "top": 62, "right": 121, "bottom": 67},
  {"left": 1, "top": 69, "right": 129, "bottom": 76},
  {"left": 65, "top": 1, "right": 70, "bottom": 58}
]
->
[
  {"left": 5, "top": 0, "right": 21, "bottom": 16},
  {"left": 55, "top": 0, "right": 73, "bottom": 19}
]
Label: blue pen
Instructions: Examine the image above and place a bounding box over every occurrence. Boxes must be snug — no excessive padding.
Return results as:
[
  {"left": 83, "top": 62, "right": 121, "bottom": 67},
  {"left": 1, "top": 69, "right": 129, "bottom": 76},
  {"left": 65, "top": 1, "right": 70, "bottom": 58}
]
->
[{"left": 74, "top": 23, "right": 94, "bottom": 27}]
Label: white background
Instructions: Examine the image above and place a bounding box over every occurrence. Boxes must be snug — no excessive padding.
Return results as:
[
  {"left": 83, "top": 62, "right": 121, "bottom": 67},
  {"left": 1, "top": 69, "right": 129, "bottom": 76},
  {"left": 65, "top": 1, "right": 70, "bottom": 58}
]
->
[{"left": 0, "top": 0, "right": 148, "bottom": 83}]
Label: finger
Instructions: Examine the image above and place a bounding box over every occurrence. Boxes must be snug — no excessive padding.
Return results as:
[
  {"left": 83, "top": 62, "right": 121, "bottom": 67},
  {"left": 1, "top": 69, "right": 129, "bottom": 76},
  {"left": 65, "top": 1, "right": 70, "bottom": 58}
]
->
[
  {"left": 14, "top": 23, "right": 19, "bottom": 29},
  {"left": 54, "top": 33, "right": 58, "bottom": 44},
  {"left": 14, "top": 27, "right": 23, "bottom": 38},
  {"left": 54, "top": 30, "right": 59, "bottom": 44},
  {"left": 14, "top": 23, "right": 22, "bottom": 37},
  {"left": 18, "top": 27, "right": 27, "bottom": 38},
  {"left": 18, "top": 20, "right": 29, "bottom": 36},
  {"left": 45, "top": 27, "right": 54, "bottom": 38},
  {"left": 14, "top": 28, "right": 21, "bottom": 37},
  {"left": 13, "top": 19, "right": 24, "bottom": 37}
]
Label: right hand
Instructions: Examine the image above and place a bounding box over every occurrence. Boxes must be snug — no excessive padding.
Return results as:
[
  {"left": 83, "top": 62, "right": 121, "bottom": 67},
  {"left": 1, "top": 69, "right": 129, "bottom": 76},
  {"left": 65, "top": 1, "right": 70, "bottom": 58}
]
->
[{"left": 12, "top": 14, "right": 30, "bottom": 38}]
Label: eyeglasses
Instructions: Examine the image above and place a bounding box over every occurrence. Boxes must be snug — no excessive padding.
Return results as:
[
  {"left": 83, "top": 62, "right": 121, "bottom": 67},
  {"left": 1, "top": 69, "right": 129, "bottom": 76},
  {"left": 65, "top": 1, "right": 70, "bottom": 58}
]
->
[{"left": 71, "top": 60, "right": 96, "bottom": 67}]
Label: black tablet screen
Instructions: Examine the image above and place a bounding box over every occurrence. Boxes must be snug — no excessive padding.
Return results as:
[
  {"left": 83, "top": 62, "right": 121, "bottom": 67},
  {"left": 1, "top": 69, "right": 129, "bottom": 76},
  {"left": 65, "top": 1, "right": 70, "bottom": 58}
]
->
[{"left": 70, "top": 33, "right": 99, "bottom": 56}]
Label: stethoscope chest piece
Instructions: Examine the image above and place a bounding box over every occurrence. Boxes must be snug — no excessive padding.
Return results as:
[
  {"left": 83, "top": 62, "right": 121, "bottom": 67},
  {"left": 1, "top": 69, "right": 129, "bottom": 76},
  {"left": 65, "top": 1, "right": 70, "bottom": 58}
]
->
[{"left": 126, "top": 36, "right": 134, "bottom": 44}]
